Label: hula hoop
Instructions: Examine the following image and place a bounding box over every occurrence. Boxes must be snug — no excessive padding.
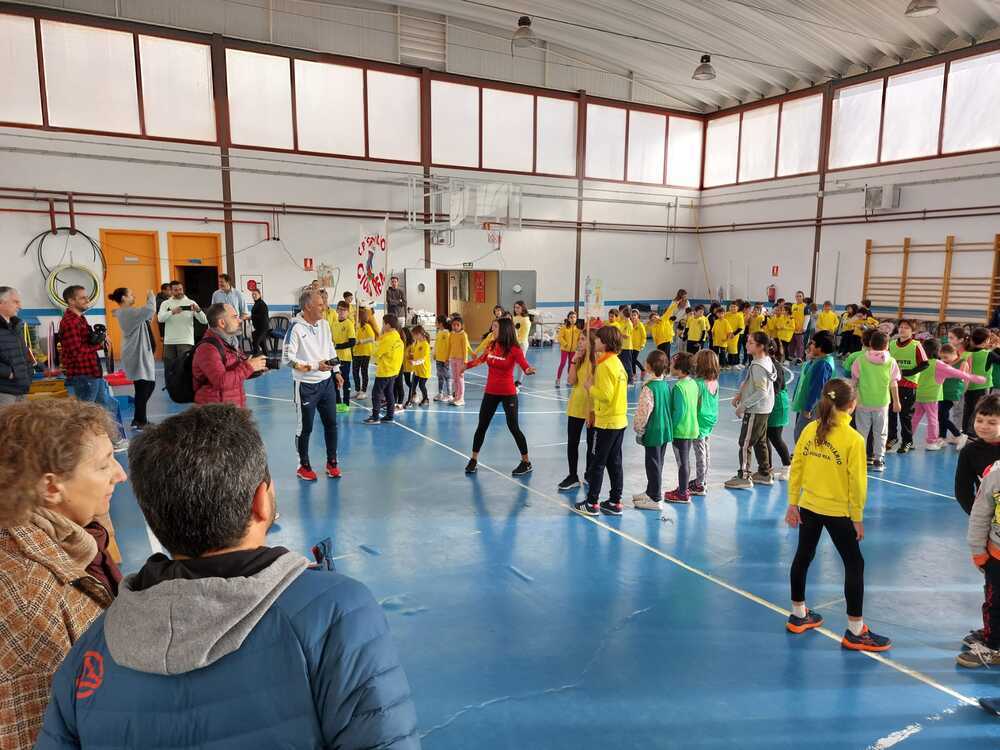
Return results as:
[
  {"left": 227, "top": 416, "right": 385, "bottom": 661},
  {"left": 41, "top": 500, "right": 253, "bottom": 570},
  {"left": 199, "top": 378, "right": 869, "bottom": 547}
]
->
[{"left": 46, "top": 264, "right": 100, "bottom": 309}]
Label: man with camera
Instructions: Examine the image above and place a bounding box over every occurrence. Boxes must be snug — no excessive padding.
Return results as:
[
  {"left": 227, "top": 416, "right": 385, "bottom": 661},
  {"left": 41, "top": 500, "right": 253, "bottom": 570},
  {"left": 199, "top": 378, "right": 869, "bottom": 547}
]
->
[
  {"left": 193, "top": 303, "right": 267, "bottom": 408},
  {"left": 58, "top": 285, "right": 128, "bottom": 450},
  {"left": 157, "top": 280, "right": 208, "bottom": 378},
  {"left": 283, "top": 289, "right": 343, "bottom": 481}
]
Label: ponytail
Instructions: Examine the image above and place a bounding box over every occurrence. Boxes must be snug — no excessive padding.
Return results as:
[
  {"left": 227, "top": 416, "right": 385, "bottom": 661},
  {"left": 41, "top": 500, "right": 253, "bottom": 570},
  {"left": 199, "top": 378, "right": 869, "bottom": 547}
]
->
[{"left": 815, "top": 378, "right": 855, "bottom": 445}]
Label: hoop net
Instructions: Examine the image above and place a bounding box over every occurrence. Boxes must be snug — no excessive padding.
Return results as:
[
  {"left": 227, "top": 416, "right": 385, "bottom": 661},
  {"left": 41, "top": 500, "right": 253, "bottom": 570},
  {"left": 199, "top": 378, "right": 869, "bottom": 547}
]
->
[{"left": 485, "top": 223, "right": 503, "bottom": 250}]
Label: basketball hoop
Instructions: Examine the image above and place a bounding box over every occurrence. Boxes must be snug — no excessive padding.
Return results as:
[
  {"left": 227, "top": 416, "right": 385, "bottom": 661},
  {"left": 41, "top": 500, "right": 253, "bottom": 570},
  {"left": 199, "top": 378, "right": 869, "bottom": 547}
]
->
[{"left": 485, "top": 222, "right": 503, "bottom": 250}]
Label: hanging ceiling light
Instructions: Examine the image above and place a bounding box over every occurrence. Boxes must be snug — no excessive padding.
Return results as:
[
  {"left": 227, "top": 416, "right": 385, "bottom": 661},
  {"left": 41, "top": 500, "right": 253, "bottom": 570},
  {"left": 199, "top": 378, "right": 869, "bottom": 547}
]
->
[
  {"left": 511, "top": 16, "right": 537, "bottom": 48},
  {"left": 692, "top": 54, "right": 716, "bottom": 81},
  {"left": 904, "top": 0, "right": 940, "bottom": 17}
]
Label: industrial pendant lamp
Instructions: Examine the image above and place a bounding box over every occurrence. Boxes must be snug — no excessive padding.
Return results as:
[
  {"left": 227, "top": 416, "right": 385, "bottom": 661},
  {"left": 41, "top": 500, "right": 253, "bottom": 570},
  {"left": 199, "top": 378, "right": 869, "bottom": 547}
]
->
[
  {"left": 692, "top": 54, "right": 716, "bottom": 81},
  {"left": 511, "top": 16, "right": 537, "bottom": 48},
  {"left": 904, "top": 0, "right": 940, "bottom": 17}
]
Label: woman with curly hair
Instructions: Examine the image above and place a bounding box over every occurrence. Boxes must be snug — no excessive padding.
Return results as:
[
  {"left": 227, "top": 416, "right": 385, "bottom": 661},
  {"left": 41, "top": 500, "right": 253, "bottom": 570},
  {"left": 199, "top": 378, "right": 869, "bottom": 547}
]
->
[{"left": 0, "top": 398, "right": 127, "bottom": 749}]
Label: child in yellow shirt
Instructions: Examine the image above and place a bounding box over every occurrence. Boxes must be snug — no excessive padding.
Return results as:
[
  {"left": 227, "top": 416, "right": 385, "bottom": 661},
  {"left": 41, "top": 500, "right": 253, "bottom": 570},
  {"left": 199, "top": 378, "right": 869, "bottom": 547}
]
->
[
  {"left": 629, "top": 308, "right": 647, "bottom": 383},
  {"left": 711, "top": 306, "right": 733, "bottom": 367},
  {"left": 433, "top": 314, "right": 453, "bottom": 402},
  {"left": 403, "top": 325, "right": 432, "bottom": 408},
  {"left": 724, "top": 302, "right": 745, "bottom": 370},
  {"left": 685, "top": 305, "right": 709, "bottom": 354},
  {"left": 557, "top": 311, "right": 580, "bottom": 387},
  {"left": 352, "top": 306, "right": 376, "bottom": 399},
  {"left": 448, "top": 315, "right": 473, "bottom": 407},
  {"left": 816, "top": 301, "right": 839, "bottom": 334}
]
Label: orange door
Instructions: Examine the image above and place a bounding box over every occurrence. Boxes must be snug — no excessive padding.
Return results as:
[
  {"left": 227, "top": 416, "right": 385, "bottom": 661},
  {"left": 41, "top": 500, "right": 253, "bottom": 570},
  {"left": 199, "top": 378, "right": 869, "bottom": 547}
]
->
[{"left": 101, "top": 230, "right": 161, "bottom": 362}]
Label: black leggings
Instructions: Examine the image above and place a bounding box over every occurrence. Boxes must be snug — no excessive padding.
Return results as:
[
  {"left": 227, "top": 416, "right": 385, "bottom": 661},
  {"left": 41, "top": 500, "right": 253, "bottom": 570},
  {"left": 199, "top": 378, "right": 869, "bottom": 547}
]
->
[
  {"left": 472, "top": 393, "right": 528, "bottom": 455},
  {"left": 767, "top": 425, "right": 791, "bottom": 467},
  {"left": 790, "top": 507, "right": 865, "bottom": 617},
  {"left": 132, "top": 379, "right": 155, "bottom": 425},
  {"left": 567, "top": 416, "right": 595, "bottom": 478},
  {"left": 964, "top": 389, "right": 987, "bottom": 436},
  {"left": 406, "top": 376, "right": 428, "bottom": 405},
  {"left": 338, "top": 362, "right": 351, "bottom": 403},
  {"left": 395, "top": 373, "right": 410, "bottom": 404},
  {"left": 352, "top": 356, "right": 370, "bottom": 392},
  {"left": 939, "top": 399, "right": 960, "bottom": 439}
]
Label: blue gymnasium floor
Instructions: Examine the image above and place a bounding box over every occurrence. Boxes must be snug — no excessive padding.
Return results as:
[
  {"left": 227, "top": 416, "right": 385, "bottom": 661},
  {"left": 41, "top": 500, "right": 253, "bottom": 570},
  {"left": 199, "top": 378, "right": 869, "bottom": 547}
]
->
[{"left": 106, "top": 344, "right": 1000, "bottom": 749}]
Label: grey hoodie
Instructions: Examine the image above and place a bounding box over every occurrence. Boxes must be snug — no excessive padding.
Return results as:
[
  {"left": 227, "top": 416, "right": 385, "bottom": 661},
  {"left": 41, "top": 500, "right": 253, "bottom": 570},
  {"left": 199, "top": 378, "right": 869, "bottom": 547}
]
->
[
  {"left": 968, "top": 460, "right": 1000, "bottom": 566},
  {"left": 737, "top": 355, "right": 777, "bottom": 416},
  {"left": 103, "top": 551, "right": 309, "bottom": 675}
]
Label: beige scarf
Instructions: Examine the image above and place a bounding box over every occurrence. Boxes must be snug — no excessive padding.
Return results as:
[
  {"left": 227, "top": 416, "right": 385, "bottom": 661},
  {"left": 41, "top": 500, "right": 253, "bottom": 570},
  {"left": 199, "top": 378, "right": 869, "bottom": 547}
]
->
[{"left": 29, "top": 507, "right": 97, "bottom": 571}]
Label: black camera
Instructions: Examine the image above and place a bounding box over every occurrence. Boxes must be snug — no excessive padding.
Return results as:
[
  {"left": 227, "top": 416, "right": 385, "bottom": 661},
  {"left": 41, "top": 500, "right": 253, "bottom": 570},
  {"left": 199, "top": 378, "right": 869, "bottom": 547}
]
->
[
  {"left": 265, "top": 355, "right": 283, "bottom": 370},
  {"left": 87, "top": 324, "right": 107, "bottom": 346},
  {"left": 324, "top": 358, "right": 340, "bottom": 368},
  {"left": 179, "top": 305, "right": 193, "bottom": 311}
]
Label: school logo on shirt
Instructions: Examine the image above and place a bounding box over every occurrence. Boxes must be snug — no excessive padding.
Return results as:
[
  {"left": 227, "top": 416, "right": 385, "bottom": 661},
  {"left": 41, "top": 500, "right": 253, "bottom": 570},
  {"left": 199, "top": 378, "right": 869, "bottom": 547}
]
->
[
  {"left": 799, "top": 440, "right": 843, "bottom": 466},
  {"left": 75, "top": 650, "right": 104, "bottom": 699}
]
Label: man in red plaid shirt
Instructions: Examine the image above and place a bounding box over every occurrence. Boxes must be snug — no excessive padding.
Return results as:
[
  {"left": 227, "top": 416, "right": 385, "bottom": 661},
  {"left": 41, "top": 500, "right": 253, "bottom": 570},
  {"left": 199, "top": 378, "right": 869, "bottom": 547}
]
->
[{"left": 60, "top": 285, "right": 127, "bottom": 450}]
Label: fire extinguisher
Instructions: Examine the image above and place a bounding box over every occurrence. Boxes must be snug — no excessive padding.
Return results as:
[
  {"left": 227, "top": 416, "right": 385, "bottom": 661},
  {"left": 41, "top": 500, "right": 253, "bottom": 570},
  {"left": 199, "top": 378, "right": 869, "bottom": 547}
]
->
[{"left": 767, "top": 284, "right": 777, "bottom": 303}]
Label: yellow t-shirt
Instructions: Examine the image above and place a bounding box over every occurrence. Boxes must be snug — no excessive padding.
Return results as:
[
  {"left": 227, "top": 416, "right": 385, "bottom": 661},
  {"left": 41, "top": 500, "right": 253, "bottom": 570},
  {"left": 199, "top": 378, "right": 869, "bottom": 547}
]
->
[
  {"left": 353, "top": 322, "right": 376, "bottom": 357},
  {"left": 566, "top": 358, "right": 593, "bottom": 420},
  {"left": 651, "top": 317, "right": 673, "bottom": 345},
  {"left": 791, "top": 302, "right": 806, "bottom": 333},
  {"left": 816, "top": 310, "right": 839, "bottom": 333},
  {"left": 558, "top": 325, "right": 581, "bottom": 353},
  {"left": 402, "top": 344, "right": 413, "bottom": 373},
  {"left": 330, "top": 316, "right": 356, "bottom": 363},
  {"left": 513, "top": 315, "right": 531, "bottom": 347},
  {"left": 774, "top": 315, "right": 795, "bottom": 343},
  {"left": 589, "top": 353, "right": 628, "bottom": 429},
  {"left": 374, "top": 329, "right": 404, "bottom": 377},
  {"left": 434, "top": 329, "right": 451, "bottom": 363},
  {"left": 748, "top": 313, "right": 765, "bottom": 334},
  {"left": 711, "top": 318, "right": 733, "bottom": 348},
  {"left": 474, "top": 332, "right": 495, "bottom": 356},
  {"left": 686, "top": 315, "right": 708, "bottom": 342},
  {"left": 630, "top": 321, "right": 647, "bottom": 351},
  {"left": 448, "top": 330, "right": 471, "bottom": 360},
  {"left": 788, "top": 412, "right": 868, "bottom": 521},
  {"left": 409, "top": 339, "right": 432, "bottom": 379}
]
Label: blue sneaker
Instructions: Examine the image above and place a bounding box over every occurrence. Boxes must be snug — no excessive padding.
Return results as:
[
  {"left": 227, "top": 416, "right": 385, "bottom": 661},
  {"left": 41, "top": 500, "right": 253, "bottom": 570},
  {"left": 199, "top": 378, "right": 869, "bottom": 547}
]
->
[{"left": 786, "top": 610, "right": 823, "bottom": 634}]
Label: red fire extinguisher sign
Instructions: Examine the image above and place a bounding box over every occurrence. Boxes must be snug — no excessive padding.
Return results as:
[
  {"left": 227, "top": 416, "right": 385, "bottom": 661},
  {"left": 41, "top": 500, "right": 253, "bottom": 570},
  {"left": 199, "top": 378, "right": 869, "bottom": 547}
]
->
[
  {"left": 771, "top": 265, "right": 779, "bottom": 277},
  {"left": 303, "top": 258, "right": 314, "bottom": 271}
]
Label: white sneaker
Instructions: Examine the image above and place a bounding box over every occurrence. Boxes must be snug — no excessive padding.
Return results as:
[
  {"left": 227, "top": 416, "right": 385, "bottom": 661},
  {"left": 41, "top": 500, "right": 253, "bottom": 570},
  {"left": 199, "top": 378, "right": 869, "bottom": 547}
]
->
[
  {"left": 395, "top": 403, "right": 405, "bottom": 411},
  {"left": 632, "top": 494, "right": 660, "bottom": 511},
  {"left": 773, "top": 467, "right": 790, "bottom": 481},
  {"left": 925, "top": 441, "right": 944, "bottom": 451},
  {"left": 452, "top": 400, "right": 466, "bottom": 406}
]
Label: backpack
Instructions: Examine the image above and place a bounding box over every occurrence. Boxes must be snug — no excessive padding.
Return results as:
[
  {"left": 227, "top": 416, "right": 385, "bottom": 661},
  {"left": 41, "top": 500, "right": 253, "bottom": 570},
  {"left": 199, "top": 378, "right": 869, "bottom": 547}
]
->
[{"left": 166, "top": 336, "right": 225, "bottom": 403}]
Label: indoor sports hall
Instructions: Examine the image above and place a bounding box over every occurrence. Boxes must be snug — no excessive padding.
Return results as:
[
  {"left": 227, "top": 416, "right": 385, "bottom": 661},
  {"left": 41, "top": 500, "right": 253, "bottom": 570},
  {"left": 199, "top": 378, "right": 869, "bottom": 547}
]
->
[{"left": 2, "top": 1, "right": 1000, "bottom": 749}]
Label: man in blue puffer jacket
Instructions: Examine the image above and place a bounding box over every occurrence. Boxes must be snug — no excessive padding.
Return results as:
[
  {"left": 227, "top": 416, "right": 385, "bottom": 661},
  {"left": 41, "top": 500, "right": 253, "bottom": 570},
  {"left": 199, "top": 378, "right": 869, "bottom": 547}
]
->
[{"left": 36, "top": 404, "right": 419, "bottom": 749}]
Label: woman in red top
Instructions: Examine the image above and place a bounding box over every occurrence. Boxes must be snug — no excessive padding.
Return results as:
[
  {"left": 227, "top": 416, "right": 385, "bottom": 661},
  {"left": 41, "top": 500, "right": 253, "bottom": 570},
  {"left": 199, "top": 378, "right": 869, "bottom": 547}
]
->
[{"left": 463, "top": 317, "right": 536, "bottom": 476}]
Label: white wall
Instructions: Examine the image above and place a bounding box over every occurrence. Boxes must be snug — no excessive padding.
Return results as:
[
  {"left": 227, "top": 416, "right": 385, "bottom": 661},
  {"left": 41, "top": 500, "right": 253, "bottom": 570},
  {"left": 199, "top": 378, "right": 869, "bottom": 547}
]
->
[
  {"left": 692, "top": 151, "right": 1000, "bottom": 317},
  {"left": 0, "top": 128, "right": 697, "bottom": 327}
]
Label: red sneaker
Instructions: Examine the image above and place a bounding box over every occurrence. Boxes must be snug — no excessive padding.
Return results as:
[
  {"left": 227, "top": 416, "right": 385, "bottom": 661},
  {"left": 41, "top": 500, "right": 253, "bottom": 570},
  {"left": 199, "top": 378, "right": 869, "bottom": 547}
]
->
[
  {"left": 297, "top": 465, "right": 318, "bottom": 482},
  {"left": 663, "top": 488, "right": 691, "bottom": 504},
  {"left": 326, "top": 462, "right": 342, "bottom": 479}
]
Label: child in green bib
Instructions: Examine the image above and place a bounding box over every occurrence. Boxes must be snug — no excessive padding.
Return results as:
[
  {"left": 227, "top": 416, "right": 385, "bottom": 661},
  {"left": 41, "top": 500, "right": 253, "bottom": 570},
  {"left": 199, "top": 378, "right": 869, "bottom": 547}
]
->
[
  {"left": 632, "top": 350, "right": 673, "bottom": 510},
  {"left": 887, "top": 320, "right": 928, "bottom": 453},
  {"left": 962, "top": 327, "right": 1000, "bottom": 437},
  {"left": 665, "top": 352, "right": 700, "bottom": 505},
  {"left": 690, "top": 349, "right": 721, "bottom": 497},
  {"left": 913, "top": 339, "right": 986, "bottom": 450}
]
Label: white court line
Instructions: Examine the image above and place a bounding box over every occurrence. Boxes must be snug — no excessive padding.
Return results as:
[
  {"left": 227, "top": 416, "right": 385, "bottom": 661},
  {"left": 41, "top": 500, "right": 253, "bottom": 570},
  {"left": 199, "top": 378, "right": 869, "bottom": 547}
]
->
[
  {"left": 534, "top": 441, "right": 569, "bottom": 448},
  {"left": 387, "top": 418, "right": 979, "bottom": 709},
  {"left": 867, "top": 475, "right": 954, "bottom": 499}
]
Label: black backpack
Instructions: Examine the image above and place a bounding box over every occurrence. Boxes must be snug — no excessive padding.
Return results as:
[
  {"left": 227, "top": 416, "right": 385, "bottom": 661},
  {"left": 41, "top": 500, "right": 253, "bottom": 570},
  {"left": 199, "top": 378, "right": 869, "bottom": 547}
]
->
[{"left": 166, "top": 336, "right": 225, "bottom": 404}]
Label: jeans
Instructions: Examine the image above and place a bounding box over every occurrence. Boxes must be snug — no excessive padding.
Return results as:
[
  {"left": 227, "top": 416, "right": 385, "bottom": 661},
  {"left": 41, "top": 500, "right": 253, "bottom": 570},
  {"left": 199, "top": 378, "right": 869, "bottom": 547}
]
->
[
  {"left": 855, "top": 407, "right": 888, "bottom": 462},
  {"left": 352, "top": 355, "right": 370, "bottom": 393},
  {"left": 162, "top": 343, "right": 192, "bottom": 380},
  {"left": 644, "top": 443, "right": 668, "bottom": 498},
  {"left": 790, "top": 507, "right": 865, "bottom": 617},
  {"left": 567, "top": 416, "right": 594, "bottom": 479},
  {"left": 586, "top": 427, "right": 625, "bottom": 503},
  {"left": 338, "top": 362, "right": 352, "bottom": 403},
  {"left": 693, "top": 435, "right": 710, "bottom": 485},
  {"left": 370, "top": 376, "right": 396, "bottom": 420},
  {"left": 436, "top": 360, "right": 452, "bottom": 398},
  {"left": 66, "top": 376, "right": 126, "bottom": 441},
  {"left": 450, "top": 358, "right": 465, "bottom": 402},
  {"left": 294, "top": 377, "right": 337, "bottom": 467},
  {"left": 672, "top": 438, "right": 692, "bottom": 494}
]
